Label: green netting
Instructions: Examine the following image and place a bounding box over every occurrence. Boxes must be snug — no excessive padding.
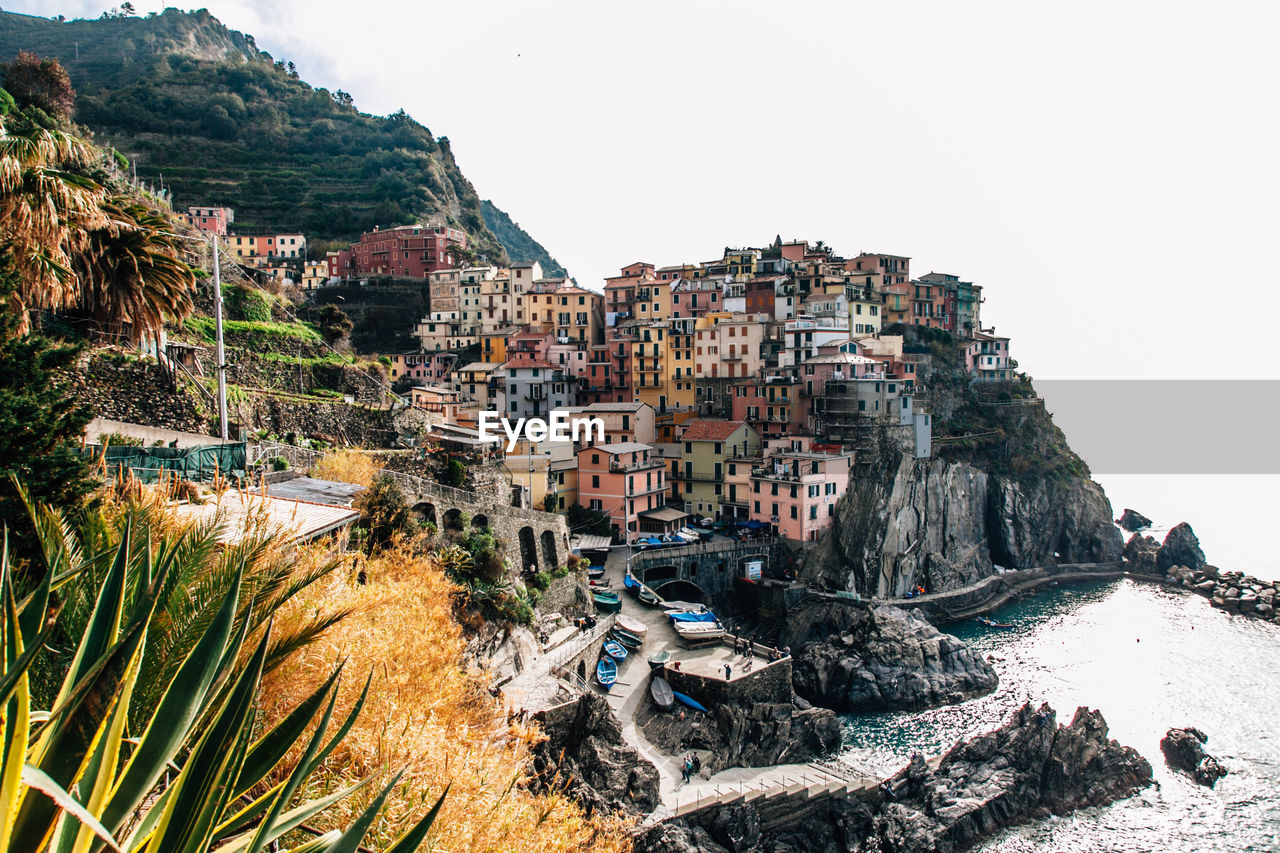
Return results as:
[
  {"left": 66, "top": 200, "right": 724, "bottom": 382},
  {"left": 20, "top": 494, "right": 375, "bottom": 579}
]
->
[{"left": 85, "top": 442, "right": 247, "bottom": 484}]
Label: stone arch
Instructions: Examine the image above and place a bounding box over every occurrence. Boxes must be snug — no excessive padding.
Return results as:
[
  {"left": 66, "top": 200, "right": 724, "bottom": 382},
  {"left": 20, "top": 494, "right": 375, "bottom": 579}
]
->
[
  {"left": 442, "top": 507, "right": 464, "bottom": 531},
  {"left": 640, "top": 564, "right": 678, "bottom": 585},
  {"left": 540, "top": 529, "right": 558, "bottom": 569},
  {"left": 471, "top": 513, "right": 489, "bottom": 530},
  {"left": 518, "top": 526, "right": 538, "bottom": 575},
  {"left": 413, "top": 502, "right": 437, "bottom": 526},
  {"left": 577, "top": 660, "right": 587, "bottom": 682},
  {"left": 652, "top": 579, "right": 705, "bottom": 603}
]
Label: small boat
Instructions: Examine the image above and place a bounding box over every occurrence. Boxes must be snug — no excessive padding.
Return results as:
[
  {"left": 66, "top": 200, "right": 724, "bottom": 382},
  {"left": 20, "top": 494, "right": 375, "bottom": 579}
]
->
[
  {"left": 650, "top": 676, "right": 675, "bottom": 710},
  {"left": 638, "top": 588, "right": 660, "bottom": 607},
  {"left": 623, "top": 572, "right": 642, "bottom": 592},
  {"left": 616, "top": 614, "right": 648, "bottom": 638},
  {"left": 673, "top": 621, "right": 725, "bottom": 641},
  {"left": 589, "top": 578, "right": 612, "bottom": 588},
  {"left": 610, "top": 627, "right": 643, "bottom": 648},
  {"left": 672, "top": 690, "right": 707, "bottom": 713},
  {"left": 593, "top": 592, "right": 621, "bottom": 613},
  {"left": 647, "top": 650, "right": 671, "bottom": 669},
  {"left": 602, "top": 640, "right": 628, "bottom": 662},
  {"left": 587, "top": 565, "right": 606, "bottom": 579},
  {"left": 596, "top": 657, "right": 617, "bottom": 690},
  {"left": 977, "top": 617, "right": 1014, "bottom": 629},
  {"left": 669, "top": 610, "right": 718, "bottom": 624}
]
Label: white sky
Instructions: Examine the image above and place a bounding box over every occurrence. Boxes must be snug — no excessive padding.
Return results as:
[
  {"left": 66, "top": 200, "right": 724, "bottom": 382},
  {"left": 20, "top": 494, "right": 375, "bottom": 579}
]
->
[{"left": 14, "top": 1, "right": 1280, "bottom": 379}]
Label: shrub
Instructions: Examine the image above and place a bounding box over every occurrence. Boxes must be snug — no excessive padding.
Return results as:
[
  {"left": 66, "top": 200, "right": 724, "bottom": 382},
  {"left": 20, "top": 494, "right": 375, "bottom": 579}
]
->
[
  {"left": 440, "top": 457, "right": 467, "bottom": 488},
  {"left": 98, "top": 430, "right": 145, "bottom": 446},
  {"left": 270, "top": 455, "right": 289, "bottom": 471},
  {"left": 312, "top": 448, "right": 383, "bottom": 487},
  {"left": 354, "top": 474, "right": 415, "bottom": 552}
]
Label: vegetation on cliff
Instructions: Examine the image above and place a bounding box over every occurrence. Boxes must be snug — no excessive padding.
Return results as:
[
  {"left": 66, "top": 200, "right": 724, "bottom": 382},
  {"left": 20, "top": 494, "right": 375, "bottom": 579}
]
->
[{"left": 0, "top": 8, "right": 567, "bottom": 272}]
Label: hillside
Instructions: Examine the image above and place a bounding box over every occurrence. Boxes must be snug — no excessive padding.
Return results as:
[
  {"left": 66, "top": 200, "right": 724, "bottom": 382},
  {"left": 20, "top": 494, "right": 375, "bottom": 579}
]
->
[
  {"left": 481, "top": 200, "right": 567, "bottom": 278},
  {"left": 0, "top": 8, "right": 567, "bottom": 271}
]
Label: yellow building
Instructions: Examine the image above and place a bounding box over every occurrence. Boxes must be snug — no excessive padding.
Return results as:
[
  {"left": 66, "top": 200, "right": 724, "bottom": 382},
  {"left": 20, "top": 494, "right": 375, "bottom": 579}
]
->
[
  {"left": 480, "top": 329, "right": 512, "bottom": 363},
  {"left": 673, "top": 419, "right": 761, "bottom": 519}
]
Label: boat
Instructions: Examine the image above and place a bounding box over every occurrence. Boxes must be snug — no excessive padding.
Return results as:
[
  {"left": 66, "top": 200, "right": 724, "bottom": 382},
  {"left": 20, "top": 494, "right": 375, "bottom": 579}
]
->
[
  {"left": 638, "top": 588, "right": 660, "bottom": 606},
  {"left": 589, "top": 578, "right": 612, "bottom": 588},
  {"left": 647, "top": 650, "right": 671, "bottom": 669},
  {"left": 596, "top": 657, "right": 617, "bottom": 689},
  {"left": 977, "top": 617, "right": 1014, "bottom": 629},
  {"left": 616, "top": 614, "right": 648, "bottom": 638},
  {"left": 610, "top": 627, "right": 643, "bottom": 648},
  {"left": 671, "top": 690, "right": 708, "bottom": 713},
  {"left": 623, "top": 572, "right": 642, "bottom": 592},
  {"left": 593, "top": 592, "right": 621, "bottom": 613},
  {"left": 673, "top": 621, "right": 725, "bottom": 641},
  {"left": 649, "top": 676, "right": 675, "bottom": 710},
  {"left": 587, "top": 565, "right": 606, "bottom": 579},
  {"left": 602, "top": 640, "right": 628, "bottom": 662},
  {"left": 669, "top": 609, "right": 718, "bottom": 624}
]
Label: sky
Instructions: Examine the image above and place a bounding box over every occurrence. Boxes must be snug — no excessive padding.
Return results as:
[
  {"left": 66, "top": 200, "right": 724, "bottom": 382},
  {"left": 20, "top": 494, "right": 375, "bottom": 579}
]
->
[{"left": 11, "top": 1, "right": 1280, "bottom": 380}]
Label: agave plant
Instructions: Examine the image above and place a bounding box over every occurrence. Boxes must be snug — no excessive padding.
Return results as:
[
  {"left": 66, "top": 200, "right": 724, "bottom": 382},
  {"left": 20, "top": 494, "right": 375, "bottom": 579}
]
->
[{"left": 0, "top": 501, "right": 446, "bottom": 851}]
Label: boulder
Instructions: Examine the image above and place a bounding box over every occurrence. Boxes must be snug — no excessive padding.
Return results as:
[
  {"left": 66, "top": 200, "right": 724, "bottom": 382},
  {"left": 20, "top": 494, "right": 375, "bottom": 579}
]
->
[
  {"left": 641, "top": 699, "right": 841, "bottom": 775},
  {"left": 1161, "top": 727, "right": 1228, "bottom": 788},
  {"left": 1117, "top": 508, "right": 1154, "bottom": 532},
  {"left": 1157, "top": 522, "right": 1206, "bottom": 574},
  {"left": 530, "top": 693, "right": 660, "bottom": 815},
  {"left": 790, "top": 605, "right": 998, "bottom": 712},
  {"left": 1124, "top": 533, "right": 1161, "bottom": 574}
]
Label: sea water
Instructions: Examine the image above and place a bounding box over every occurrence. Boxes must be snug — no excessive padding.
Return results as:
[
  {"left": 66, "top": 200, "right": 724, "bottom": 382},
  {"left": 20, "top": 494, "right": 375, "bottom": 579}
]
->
[{"left": 837, "top": 579, "right": 1280, "bottom": 851}]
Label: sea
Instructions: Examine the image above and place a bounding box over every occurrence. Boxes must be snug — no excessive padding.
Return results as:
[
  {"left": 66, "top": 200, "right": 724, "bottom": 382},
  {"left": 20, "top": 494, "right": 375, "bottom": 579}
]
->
[{"left": 837, "top": 475, "right": 1280, "bottom": 852}]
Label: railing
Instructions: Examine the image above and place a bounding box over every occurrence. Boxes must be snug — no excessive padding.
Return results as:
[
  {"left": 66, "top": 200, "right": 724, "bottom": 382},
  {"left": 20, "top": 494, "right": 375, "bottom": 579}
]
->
[{"left": 609, "top": 458, "right": 664, "bottom": 473}]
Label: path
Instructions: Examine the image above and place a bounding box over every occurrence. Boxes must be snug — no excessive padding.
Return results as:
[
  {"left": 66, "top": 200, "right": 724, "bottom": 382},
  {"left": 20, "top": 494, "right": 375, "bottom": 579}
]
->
[{"left": 592, "top": 546, "right": 881, "bottom": 819}]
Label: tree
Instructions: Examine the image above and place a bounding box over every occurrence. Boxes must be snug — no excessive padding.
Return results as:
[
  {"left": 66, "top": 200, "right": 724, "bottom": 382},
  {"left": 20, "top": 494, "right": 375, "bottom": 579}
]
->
[
  {"left": 73, "top": 197, "right": 197, "bottom": 341},
  {"left": 354, "top": 474, "right": 414, "bottom": 552},
  {"left": 317, "top": 303, "right": 353, "bottom": 345},
  {"left": 1, "top": 51, "right": 75, "bottom": 120},
  {"left": 0, "top": 260, "right": 95, "bottom": 551}
]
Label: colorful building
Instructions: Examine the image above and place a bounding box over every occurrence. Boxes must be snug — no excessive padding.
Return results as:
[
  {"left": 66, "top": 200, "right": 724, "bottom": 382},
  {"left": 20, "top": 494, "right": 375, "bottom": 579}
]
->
[
  {"left": 672, "top": 419, "right": 761, "bottom": 520},
  {"left": 749, "top": 448, "right": 854, "bottom": 543},
  {"left": 576, "top": 442, "right": 666, "bottom": 538},
  {"left": 350, "top": 223, "right": 466, "bottom": 278}
]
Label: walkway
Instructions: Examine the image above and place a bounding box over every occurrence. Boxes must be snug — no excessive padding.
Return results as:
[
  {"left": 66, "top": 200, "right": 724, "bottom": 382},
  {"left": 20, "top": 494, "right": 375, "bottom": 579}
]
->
[{"left": 594, "top": 546, "right": 880, "bottom": 820}]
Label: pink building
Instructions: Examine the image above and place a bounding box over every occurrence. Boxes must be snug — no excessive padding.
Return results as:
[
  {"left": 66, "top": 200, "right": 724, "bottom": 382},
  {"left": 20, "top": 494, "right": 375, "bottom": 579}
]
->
[
  {"left": 730, "top": 378, "right": 805, "bottom": 438},
  {"left": 576, "top": 442, "right": 666, "bottom": 538},
  {"left": 749, "top": 449, "right": 854, "bottom": 543},
  {"left": 183, "top": 206, "right": 233, "bottom": 237},
  {"left": 965, "top": 330, "right": 1013, "bottom": 381},
  {"left": 670, "top": 278, "right": 724, "bottom": 318}
]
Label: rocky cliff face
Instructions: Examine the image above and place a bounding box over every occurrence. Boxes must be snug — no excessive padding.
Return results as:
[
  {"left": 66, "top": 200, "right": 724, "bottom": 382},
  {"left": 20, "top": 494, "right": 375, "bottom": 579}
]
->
[
  {"left": 787, "top": 604, "right": 997, "bottom": 712},
  {"left": 529, "top": 693, "right": 660, "bottom": 816},
  {"left": 807, "top": 449, "right": 1122, "bottom": 597},
  {"left": 636, "top": 702, "right": 1152, "bottom": 853},
  {"left": 640, "top": 699, "right": 841, "bottom": 775}
]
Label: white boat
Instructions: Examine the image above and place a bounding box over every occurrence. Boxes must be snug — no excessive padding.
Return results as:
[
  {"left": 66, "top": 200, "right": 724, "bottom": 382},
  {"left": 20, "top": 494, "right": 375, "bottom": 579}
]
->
[
  {"left": 616, "top": 614, "right": 648, "bottom": 638},
  {"left": 673, "top": 621, "right": 725, "bottom": 641}
]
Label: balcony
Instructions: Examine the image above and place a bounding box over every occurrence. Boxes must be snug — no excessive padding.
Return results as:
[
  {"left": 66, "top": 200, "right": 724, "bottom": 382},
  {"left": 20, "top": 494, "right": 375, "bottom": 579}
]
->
[
  {"left": 674, "top": 469, "right": 723, "bottom": 483},
  {"left": 610, "top": 457, "right": 664, "bottom": 474}
]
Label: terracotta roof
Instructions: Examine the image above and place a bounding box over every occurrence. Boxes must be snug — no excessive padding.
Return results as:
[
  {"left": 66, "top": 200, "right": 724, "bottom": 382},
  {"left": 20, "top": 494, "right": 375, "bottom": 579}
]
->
[
  {"left": 502, "top": 360, "right": 560, "bottom": 370},
  {"left": 680, "top": 419, "right": 746, "bottom": 441}
]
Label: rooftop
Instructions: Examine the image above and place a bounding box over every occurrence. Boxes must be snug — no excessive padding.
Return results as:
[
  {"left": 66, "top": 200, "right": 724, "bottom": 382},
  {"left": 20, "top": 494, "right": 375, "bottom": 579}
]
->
[
  {"left": 171, "top": 492, "right": 359, "bottom": 546},
  {"left": 581, "top": 441, "right": 654, "bottom": 455},
  {"left": 266, "top": 476, "right": 365, "bottom": 508},
  {"left": 680, "top": 419, "right": 747, "bottom": 441}
]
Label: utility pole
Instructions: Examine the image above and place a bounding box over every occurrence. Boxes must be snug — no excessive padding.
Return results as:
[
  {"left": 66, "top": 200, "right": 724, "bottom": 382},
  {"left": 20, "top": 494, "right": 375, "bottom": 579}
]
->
[{"left": 211, "top": 237, "right": 229, "bottom": 440}]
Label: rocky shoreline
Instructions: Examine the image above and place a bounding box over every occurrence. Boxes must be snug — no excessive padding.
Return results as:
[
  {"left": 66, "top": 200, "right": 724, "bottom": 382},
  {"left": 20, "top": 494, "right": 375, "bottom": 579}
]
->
[
  {"left": 635, "top": 702, "right": 1152, "bottom": 853},
  {"left": 786, "top": 603, "right": 998, "bottom": 712}
]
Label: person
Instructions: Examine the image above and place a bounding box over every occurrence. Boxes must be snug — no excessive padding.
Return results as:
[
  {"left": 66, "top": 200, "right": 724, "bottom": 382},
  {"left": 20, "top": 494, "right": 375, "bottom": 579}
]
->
[
  {"left": 771, "top": 646, "right": 781, "bottom": 662},
  {"left": 692, "top": 753, "right": 702, "bottom": 774},
  {"left": 672, "top": 661, "right": 681, "bottom": 671},
  {"left": 880, "top": 780, "right": 895, "bottom": 801},
  {"left": 681, "top": 755, "right": 693, "bottom": 783},
  {"left": 724, "top": 663, "right": 732, "bottom": 680}
]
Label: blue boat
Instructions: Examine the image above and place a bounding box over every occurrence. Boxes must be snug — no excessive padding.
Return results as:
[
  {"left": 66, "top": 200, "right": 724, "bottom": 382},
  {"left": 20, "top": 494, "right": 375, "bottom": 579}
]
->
[
  {"left": 596, "top": 657, "right": 617, "bottom": 690},
  {"left": 623, "top": 572, "right": 642, "bottom": 592},
  {"left": 603, "top": 640, "right": 628, "bottom": 662},
  {"left": 671, "top": 690, "right": 707, "bottom": 713},
  {"left": 669, "top": 610, "right": 718, "bottom": 623}
]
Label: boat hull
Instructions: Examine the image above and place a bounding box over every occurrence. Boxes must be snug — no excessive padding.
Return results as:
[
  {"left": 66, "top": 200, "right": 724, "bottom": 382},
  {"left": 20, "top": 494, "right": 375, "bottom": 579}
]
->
[
  {"left": 615, "top": 615, "right": 648, "bottom": 637},
  {"left": 672, "top": 690, "right": 707, "bottom": 713},
  {"left": 650, "top": 676, "right": 675, "bottom": 710}
]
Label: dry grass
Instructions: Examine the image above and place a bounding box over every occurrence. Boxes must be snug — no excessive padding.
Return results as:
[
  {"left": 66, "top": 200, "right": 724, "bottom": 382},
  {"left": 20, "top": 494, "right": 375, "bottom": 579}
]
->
[
  {"left": 260, "top": 544, "right": 634, "bottom": 852},
  {"left": 312, "top": 450, "right": 384, "bottom": 487}
]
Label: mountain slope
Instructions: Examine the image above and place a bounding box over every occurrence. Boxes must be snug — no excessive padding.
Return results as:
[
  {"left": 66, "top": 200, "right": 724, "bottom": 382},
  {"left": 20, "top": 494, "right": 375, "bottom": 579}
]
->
[
  {"left": 0, "top": 8, "right": 566, "bottom": 271},
  {"left": 480, "top": 200, "right": 567, "bottom": 277}
]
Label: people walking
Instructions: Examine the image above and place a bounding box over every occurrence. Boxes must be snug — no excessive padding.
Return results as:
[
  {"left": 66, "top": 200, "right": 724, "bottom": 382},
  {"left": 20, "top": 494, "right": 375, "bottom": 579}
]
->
[
  {"left": 724, "top": 663, "right": 732, "bottom": 680},
  {"left": 681, "top": 754, "right": 693, "bottom": 783}
]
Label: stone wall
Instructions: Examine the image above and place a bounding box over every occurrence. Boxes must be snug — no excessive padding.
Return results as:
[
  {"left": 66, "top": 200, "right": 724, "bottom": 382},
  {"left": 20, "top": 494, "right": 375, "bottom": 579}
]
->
[
  {"left": 68, "top": 353, "right": 210, "bottom": 434},
  {"left": 539, "top": 570, "right": 589, "bottom": 617},
  {"left": 662, "top": 657, "right": 793, "bottom": 707},
  {"left": 631, "top": 538, "right": 783, "bottom": 601},
  {"left": 232, "top": 393, "right": 400, "bottom": 446}
]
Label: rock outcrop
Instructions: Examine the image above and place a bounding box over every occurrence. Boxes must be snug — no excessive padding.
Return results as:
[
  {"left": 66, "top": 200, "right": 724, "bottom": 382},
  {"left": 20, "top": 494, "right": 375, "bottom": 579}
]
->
[
  {"left": 806, "top": 450, "right": 1122, "bottom": 597},
  {"left": 640, "top": 699, "right": 841, "bottom": 775},
  {"left": 1117, "top": 508, "right": 1153, "bottom": 531},
  {"left": 786, "top": 603, "right": 997, "bottom": 712},
  {"left": 1124, "top": 532, "right": 1161, "bottom": 574},
  {"left": 1157, "top": 522, "right": 1206, "bottom": 573},
  {"left": 1167, "top": 564, "right": 1278, "bottom": 621},
  {"left": 529, "top": 693, "right": 660, "bottom": 815},
  {"left": 1160, "top": 726, "right": 1228, "bottom": 787},
  {"left": 636, "top": 703, "right": 1152, "bottom": 853}
]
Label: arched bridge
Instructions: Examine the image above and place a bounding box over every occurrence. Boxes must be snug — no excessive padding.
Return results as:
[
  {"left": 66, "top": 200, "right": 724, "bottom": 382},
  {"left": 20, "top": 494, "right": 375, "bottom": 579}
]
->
[
  {"left": 378, "top": 469, "right": 571, "bottom": 575},
  {"left": 628, "top": 538, "right": 782, "bottom": 603}
]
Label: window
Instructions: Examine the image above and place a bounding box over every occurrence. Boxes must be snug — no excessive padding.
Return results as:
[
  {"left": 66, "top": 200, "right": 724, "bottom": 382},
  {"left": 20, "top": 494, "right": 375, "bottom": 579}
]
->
[
  {"left": 592, "top": 454, "right": 600, "bottom": 464},
  {"left": 791, "top": 506, "right": 798, "bottom": 519},
  {"left": 810, "top": 505, "right": 818, "bottom": 520}
]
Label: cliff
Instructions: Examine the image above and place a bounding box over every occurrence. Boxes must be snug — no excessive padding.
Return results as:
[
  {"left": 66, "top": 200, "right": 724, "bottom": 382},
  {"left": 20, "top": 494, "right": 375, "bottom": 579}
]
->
[{"left": 807, "top": 327, "right": 1122, "bottom": 596}]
